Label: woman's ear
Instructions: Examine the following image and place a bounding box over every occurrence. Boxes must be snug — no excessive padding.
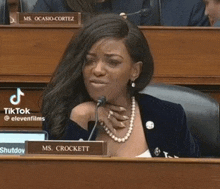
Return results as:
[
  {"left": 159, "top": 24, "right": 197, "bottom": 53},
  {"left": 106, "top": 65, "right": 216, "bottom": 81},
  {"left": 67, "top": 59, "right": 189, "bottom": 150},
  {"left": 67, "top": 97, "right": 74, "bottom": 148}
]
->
[{"left": 130, "top": 61, "right": 143, "bottom": 81}]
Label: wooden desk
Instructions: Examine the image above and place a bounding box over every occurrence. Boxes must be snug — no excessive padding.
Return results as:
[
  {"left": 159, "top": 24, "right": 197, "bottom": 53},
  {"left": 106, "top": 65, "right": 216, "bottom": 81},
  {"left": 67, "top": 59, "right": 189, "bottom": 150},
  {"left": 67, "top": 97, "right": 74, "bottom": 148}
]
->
[
  {"left": 0, "top": 156, "right": 220, "bottom": 189},
  {"left": 0, "top": 25, "right": 219, "bottom": 85}
]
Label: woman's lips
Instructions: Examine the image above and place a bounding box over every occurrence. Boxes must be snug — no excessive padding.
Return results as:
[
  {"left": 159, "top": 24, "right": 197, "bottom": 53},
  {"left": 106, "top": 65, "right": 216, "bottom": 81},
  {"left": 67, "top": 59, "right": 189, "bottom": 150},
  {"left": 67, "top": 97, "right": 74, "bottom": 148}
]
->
[
  {"left": 89, "top": 80, "right": 108, "bottom": 88},
  {"left": 91, "top": 82, "right": 107, "bottom": 87}
]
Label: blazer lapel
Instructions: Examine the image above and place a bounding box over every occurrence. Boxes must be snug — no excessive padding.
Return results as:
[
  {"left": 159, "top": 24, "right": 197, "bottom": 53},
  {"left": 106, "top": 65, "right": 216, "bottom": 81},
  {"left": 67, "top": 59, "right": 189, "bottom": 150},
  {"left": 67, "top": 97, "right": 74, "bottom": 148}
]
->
[
  {"left": 137, "top": 93, "right": 181, "bottom": 158},
  {"left": 137, "top": 93, "right": 164, "bottom": 157}
]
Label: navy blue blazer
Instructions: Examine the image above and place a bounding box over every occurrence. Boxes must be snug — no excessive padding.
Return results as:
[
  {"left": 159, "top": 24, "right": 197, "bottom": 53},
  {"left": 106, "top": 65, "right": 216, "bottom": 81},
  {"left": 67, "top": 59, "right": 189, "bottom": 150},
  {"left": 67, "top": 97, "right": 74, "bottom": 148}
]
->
[
  {"left": 43, "top": 94, "right": 200, "bottom": 158},
  {"left": 33, "top": 0, "right": 209, "bottom": 26}
]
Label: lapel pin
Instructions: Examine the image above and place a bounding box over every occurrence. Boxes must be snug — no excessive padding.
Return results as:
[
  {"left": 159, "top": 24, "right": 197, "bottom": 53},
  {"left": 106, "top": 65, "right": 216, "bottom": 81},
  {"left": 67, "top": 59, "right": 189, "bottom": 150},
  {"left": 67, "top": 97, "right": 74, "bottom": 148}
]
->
[
  {"left": 146, "top": 121, "right": 154, "bottom": 129},
  {"left": 154, "top": 147, "right": 161, "bottom": 156}
]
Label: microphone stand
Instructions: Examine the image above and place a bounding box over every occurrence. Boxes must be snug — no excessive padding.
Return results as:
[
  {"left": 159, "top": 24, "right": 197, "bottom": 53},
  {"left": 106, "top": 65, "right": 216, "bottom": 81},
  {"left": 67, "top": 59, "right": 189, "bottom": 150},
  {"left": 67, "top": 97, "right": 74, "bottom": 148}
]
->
[
  {"left": 88, "top": 96, "right": 106, "bottom": 141},
  {"left": 88, "top": 105, "right": 99, "bottom": 141}
]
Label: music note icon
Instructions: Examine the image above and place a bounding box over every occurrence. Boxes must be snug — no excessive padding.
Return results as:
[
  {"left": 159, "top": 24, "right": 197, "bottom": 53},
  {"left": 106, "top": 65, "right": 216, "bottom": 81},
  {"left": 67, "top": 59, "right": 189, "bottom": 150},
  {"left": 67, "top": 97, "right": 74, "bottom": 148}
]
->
[{"left": 10, "top": 88, "right": 25, "bottom": 105}]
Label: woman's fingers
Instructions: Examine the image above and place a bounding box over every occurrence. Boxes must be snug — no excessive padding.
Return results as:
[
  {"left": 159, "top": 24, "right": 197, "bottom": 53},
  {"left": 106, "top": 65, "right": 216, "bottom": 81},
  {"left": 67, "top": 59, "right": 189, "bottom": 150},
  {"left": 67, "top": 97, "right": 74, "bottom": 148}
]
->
[
  {"left": 100, "top": 117, "right": 117, "bottom": 134},
  {"left": 106, "top": 110, "right": 129, "bottom": 122},
  {"left": 98, "top": 104, "right": 131, "bottom": 134},
  {"left": 106, "top": 104, "right": 127, "bottom": 112},
  {"left": 99, "top": 113, "right": 127, "bottom": 134},
  {"left": 107, "top": 115, "right": 126, "bottom": 129}
]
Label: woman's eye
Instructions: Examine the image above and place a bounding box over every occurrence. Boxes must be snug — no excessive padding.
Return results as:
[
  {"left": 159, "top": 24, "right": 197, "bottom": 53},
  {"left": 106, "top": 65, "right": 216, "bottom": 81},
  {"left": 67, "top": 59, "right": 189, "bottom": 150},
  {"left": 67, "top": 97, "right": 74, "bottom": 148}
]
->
[
  {"left": 86, "top": 58, "right": 96, "bottom": 65},
  {"left": 108, "top": 59, "right": 121, "bottom": 66}
]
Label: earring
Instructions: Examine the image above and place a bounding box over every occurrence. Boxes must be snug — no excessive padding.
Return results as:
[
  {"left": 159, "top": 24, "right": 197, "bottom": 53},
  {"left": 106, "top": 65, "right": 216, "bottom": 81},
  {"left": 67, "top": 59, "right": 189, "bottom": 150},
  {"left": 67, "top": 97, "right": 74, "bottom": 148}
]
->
[{"left": 131, "top": 81, "right": 135, "bottom": 88}]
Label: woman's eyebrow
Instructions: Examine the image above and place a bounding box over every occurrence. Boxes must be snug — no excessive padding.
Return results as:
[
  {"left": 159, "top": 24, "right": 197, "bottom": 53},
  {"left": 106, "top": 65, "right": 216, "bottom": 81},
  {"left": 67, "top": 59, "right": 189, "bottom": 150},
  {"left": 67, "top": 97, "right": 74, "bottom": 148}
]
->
[
  {"left": 87, "top": 53, "right": 96, "bottom": 56},
  {"left": 105, "top": 54, "right": 123, "bottom": 59}
]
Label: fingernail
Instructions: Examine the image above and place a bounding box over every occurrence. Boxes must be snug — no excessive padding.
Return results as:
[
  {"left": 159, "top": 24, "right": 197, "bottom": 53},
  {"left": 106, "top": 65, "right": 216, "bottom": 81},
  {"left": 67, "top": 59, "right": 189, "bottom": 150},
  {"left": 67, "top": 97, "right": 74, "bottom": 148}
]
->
[
  {"left": 120, "top": 107, "right": 126, "bottom": 111},
  {"left": 121, "top": 122, "right": 126, "bottom": 127},
  {"left": 114, "top": 129, "right": 117, "bottom": 134},
  {"left": 123, "top": 115, "right": 129, "bottom": 119}
]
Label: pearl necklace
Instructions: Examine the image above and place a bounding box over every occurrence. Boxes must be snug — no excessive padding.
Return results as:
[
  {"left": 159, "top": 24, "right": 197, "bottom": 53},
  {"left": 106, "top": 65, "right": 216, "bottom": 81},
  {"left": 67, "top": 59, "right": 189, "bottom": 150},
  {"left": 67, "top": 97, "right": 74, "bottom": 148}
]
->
[{"left": 103, "top": 96, "right": 135, "bottom": 143}]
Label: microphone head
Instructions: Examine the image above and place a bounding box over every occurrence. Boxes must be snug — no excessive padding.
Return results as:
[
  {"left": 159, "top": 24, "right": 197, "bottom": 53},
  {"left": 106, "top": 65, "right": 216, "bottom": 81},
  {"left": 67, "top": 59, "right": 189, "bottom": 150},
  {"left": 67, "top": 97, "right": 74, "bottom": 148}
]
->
[
  {"left": 97, "top": 96, "right": 106, "bottom": 107},
  {"left": 119, "top": 12, "right": 127, "bottom": 19}
]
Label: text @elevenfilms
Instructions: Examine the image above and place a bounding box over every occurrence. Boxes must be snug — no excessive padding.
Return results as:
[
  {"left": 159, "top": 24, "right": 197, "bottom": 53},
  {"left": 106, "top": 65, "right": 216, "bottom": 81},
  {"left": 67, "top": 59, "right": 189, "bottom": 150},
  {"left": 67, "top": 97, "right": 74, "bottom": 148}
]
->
[{"left": 4, "top": 108, "right": 45, "bottom": 122}]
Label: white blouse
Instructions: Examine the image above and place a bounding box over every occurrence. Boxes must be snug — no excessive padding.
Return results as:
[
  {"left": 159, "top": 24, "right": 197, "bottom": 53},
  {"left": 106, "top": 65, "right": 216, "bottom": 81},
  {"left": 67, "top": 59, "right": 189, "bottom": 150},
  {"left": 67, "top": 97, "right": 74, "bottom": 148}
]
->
[{"left": 136, "top": 149, "right": 152, "bottom": 158}]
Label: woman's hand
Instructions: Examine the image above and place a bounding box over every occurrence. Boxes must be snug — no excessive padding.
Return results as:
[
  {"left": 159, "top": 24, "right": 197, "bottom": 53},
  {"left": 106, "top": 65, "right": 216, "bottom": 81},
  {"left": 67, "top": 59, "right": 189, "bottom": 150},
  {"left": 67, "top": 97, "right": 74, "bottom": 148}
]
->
[
  {"left": 70, "top": 102, "right": 129, "bottom": 133},
  {"left": 96, "top": 104, "right": 129, "bottom": 134}
]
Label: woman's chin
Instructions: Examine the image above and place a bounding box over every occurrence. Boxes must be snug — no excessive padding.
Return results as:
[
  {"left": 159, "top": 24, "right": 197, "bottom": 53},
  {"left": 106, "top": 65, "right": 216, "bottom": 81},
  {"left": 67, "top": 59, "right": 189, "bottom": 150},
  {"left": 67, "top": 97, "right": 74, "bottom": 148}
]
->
[
  {"left": 90, "top": 94, "right": 108, "bottom": 102},
  {"left": 88, "top": 91, "right": 126, "bottom": 105},
  {"left": 90, "top": 94, "right": 114, "bottom": 104}
]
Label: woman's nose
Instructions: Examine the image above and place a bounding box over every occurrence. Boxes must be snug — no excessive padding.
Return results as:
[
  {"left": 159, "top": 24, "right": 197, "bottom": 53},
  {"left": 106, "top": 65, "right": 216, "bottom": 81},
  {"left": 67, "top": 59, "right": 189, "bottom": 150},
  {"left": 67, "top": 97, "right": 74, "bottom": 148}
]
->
[{"left": 92, "top": 61, "right": 106, "bottom": 76}]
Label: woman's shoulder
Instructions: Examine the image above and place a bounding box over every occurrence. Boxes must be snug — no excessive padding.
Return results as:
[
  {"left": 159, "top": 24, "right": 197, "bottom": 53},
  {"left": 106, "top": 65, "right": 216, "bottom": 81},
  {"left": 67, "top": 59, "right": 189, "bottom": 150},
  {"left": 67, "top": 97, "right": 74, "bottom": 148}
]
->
[
  {"left": 137, "top": 93, "right": 184, "bottom": 114},
  {"left": 137, "top": 93, "right": 185, "bottom": 127}
]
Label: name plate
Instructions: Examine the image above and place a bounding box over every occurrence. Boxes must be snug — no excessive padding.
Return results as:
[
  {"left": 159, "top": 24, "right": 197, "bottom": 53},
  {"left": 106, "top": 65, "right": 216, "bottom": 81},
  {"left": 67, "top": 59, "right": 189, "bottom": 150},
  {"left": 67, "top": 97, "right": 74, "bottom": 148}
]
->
[
  {"left": 25, "top": 141, "right": 107, "bottom": 156},
  {"left": 18, "top": 12, "right": 82, "bottom": 25}
]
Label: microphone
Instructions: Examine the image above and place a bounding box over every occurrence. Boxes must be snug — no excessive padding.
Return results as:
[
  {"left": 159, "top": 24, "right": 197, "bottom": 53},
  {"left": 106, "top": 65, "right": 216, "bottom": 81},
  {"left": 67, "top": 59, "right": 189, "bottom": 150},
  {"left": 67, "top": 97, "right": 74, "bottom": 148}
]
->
[
  {"left": 126, "top": 8, "right": 151, "bottom": 17},
  {"left": 97, "top": 96, "right": 106, "bottom": 107},
  {"left": 119, "top": 0, "right": 161, "bottom": 26},
  {"left": 88, "top": 96, "right": 106, "bottom": 141},
  {"left": 19, "top": 0, "right": 23, "bottom": 12}
]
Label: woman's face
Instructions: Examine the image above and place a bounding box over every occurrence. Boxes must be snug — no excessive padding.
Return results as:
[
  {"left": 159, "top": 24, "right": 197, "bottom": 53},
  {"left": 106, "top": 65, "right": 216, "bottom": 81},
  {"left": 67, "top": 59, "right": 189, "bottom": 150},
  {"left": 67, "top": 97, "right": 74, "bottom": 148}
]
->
[
  {"left": 204, "top": 0, "right": 220, "bottom": 25},
  {"left": 83, "top": 38, "right": 141, "bottom": 103}
]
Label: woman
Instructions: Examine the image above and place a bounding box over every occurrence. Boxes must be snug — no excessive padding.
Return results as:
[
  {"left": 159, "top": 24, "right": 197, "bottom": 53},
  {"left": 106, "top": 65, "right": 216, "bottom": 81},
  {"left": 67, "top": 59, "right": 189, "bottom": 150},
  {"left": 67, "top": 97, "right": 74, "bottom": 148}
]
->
[
  {"left": 42, "top": 13, "right": 200, "bottom": 158},
  {"left": 32, "top": 0, "right": 209, "bottom": 26}
]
